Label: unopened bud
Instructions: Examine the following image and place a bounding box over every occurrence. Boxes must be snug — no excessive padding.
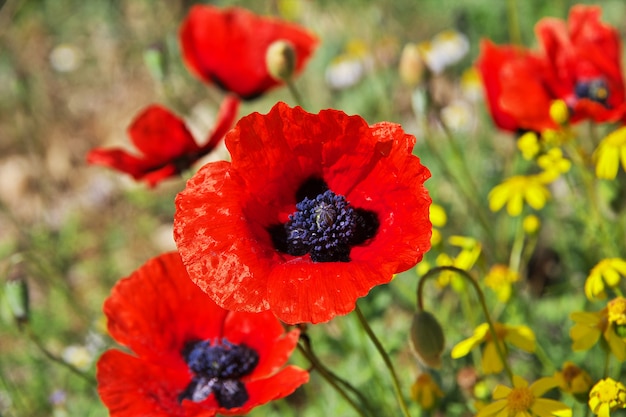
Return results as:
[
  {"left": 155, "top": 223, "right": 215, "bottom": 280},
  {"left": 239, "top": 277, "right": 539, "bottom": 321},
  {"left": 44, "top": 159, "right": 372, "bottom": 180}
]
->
[
  {"left": 410, "top": 310, "right": 445, "bottom": 368},
  {"left": 399, "top": 43, "right": 424, "bottom": 86},
  {"left": 5, "top": 259, "right": 29, "bottom": 328},
  {"left": 266, "top": 40, "right": 296, "bottom": 81}
]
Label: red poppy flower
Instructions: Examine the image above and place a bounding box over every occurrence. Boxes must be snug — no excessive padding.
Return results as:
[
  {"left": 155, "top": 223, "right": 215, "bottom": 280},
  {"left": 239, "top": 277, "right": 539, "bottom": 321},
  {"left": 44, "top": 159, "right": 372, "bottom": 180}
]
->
[
  {"left": 477, "top": 5, "right": 626, "bottom": 132},
  {"left": 87, "top": 96, "right": 239, "bottom": 187},
  {"left": 97, "top": 251, "right": 308, "bottom": 417},
  {"left": 180, "top": 5, "right": 318, "bottom": 100},
  {"left": 173, "top": 102, "right": 432, "bottom": 324}
]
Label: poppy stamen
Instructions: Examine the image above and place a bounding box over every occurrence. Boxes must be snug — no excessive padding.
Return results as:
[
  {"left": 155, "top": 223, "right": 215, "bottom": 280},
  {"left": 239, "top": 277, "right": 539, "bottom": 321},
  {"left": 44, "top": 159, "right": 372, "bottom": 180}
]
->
[
  {"left": 179, "top": 339, "right": 259, "bottom": 409},
  {"left": 575, "top": 78, "right": 610, "bottom": 105},
  {"left": 269, "top": 182, "right": 379, "bottom": 263}
]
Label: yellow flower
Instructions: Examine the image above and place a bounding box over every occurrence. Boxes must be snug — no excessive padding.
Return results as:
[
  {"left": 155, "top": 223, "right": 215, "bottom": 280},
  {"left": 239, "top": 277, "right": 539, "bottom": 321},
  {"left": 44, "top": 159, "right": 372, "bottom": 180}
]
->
[
  {"left": 570, "top": 302, "right": 626, "bottom": 361},
  {"left": 549, "top": 100, "right": 570, "bottom": 126},
  {"left": 589, "top": 378, "right": 626, "bottom": 417},
  {"left": 594, "top": 126, "right": 626, "bottom": 180},
  {"left": 553, "top": 362, "right": 592, "bottom": 399},
  {"left": 537, "top": 148, "right": 571, "bottom": 182},
  {"left": 523, "top": 214, "right": 541, "bottom": 235},
  {"left": 484, "top": 264, "right": 520, "bottom": 303},
  {"left": 585, "top": 258, "right": 626, "bottom": 301},
  {"left": 460, "top": 67, "right": 482, "bottom": 101},
  {"left": 435, "top": 236, "right": 481, "bottom": 291},
  {"left": 410, "top": 373, "right": 443, "bottom": 411},
  {"left": 451, "top": 322, "right": 535, "bottom": 374},
  {"left": 477, "top": 375, "right": 572, "bottom": 417},
  {"left": 429, "top": 203, "right": 447, "bottom": 246},
  {"left": 518, "top": 132, "right": 541, "bottom": 160},
  {"left": 489, "top": 175, "right": 551, "bottom": 217}
]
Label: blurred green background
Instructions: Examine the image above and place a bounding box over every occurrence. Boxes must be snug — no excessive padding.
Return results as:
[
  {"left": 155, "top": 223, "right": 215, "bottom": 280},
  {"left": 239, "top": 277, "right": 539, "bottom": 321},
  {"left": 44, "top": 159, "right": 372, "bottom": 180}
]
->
[{"left": 1, "top": 0, "right": 625, "bottom": 416}]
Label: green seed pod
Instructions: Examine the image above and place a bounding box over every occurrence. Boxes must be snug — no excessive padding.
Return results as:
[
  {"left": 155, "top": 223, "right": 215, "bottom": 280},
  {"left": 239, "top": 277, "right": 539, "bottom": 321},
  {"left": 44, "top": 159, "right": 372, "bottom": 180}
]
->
[
  {"left": 5, "top": 260, "right": 29, "bottom": 328},
  {"left": 266, "top": 40, "right": 296, "bottom": 81},
  {"left": 410, "top": 310, "right": 445, "bottom": 369}
]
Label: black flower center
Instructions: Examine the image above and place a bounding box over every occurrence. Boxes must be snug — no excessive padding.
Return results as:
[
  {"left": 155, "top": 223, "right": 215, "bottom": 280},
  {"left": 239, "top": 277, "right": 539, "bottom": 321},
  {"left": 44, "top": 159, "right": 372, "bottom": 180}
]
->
[
  {"left": 575, "top": 78, "right": 609, "bottom": 106},
  {"left": 179, "top": 339, "right": 259, "bottom": 409},
  {"left": 269, "top": 177, "right": 379, "bottom": 262}
]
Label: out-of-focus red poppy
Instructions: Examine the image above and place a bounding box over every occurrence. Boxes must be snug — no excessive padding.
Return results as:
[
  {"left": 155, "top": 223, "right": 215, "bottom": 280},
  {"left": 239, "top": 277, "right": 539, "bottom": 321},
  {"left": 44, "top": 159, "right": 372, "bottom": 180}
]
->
[
  {"left": 87, "top": 96, "right": 239, "bottom": 187},
  {"left": 173, "top": 102, "right": 432, "bottom": 324},
  {"left": 180, "top": 5, "right": 318, "bottom": 100},
  {"left": 97, "top": 251, "right": 308, "bottom": 417},
  {"left": 477, "top": 5, "right": 626, "bottom": 132}
]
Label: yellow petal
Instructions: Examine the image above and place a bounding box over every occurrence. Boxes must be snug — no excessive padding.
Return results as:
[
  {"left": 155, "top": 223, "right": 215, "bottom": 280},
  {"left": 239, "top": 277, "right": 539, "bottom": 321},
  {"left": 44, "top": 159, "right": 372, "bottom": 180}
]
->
[
  {"left": 482, "top": 341, "right": 504, "bottom": 374},
  {"left": 531, "top": 398, "right": 572, "bottom": 417},
  {"left": 506, "top": 325, "right": 536, "bottom": 352},
  {"left": 530, "top": 377, "right": 558, "bottom": 397}
]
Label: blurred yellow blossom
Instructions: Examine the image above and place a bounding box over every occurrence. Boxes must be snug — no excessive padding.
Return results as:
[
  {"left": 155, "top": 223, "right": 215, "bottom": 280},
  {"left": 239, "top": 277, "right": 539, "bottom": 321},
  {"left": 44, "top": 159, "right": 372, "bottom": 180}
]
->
[
  {"left": 585, "top": 258, "right": 626, "bottom": 301},
  {"left": 476, "top": 375, "right": 571, "bottom": 417},
  {"left": 594, "top": 126, "right": 626, "bottom": 180},
  {"left": 410, "top": 373, "right": 443, "bottom": 411},
  {"left": 518, "top": 132, "right": 541, "bottom": 160},
  {"left": 429, "top": 203, "right": 447, "bottom": 246},
  {"left": 435, "top": 236, "right": 481, "bottom": 290},
  {"left": 489, "top": 174, "right": 551, "bottom": 216},
  {"left": 549, "top": 100, "right": 570, "bottom": 126},
  {"left": 460, "top": 67, "right": 482, "bottom": 101},
  {"left": 570, "top": 301, "right": 626, "bottom": 361},
  {"left": 451, "top": 322, "right": 535, "bottom": 374},
  {"left": 553, "top": 362, "right": 592, "bottom": 400},
  {"left": 537, "top": 148, "right": 571, "bottom": 182},
  {"left": 523, "top": 214, "right": 541, "bottom": 235},
  {"left": 589, "top": 378, "right": 626, "bottom": 417},
  {"left": 484, "top": 264, "right": 519, "bottom": 303}
]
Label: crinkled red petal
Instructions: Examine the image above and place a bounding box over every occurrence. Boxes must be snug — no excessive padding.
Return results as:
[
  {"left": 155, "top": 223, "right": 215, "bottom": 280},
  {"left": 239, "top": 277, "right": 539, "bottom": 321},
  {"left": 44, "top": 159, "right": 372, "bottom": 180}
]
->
[
  {"left": 179, "top": 5, "right": 318, "bottom": 99},
  {"left": 222, "top": 310, "right": 300, "bottom": 379},
  {"left": 175, "top": 103, "right": 432, "bottom": 323},
  {"left": 174, "top": 161, "right": 273, "bottom": 313},
  {"left": 104, "top": 252, "right": 228, "bottom": 363},
  {"left": 97, "top": 350, "right": 196, "bottom": 417}
]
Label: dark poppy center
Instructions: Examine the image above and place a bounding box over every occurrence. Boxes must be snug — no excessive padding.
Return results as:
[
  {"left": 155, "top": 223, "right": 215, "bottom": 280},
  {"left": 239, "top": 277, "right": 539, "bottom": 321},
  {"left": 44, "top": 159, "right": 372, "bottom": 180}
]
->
[
  {"left": 269, "top": 177, "right": 379, "bottom": 262},
  {"left": 575, "top": 78, "right": 609, "bottom": 105},
  {"left": 179, "top": 339, "right": 259, "bottom": 409}
]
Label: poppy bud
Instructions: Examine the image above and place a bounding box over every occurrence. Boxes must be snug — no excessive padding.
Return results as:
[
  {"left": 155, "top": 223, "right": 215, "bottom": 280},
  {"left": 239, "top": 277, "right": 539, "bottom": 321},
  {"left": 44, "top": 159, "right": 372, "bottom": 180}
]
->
[
  {"left": 266, "top": 40, "right": 296, "bottom": 81},
  {"left": 410, "top": 310, "right": 445, "bottom": 368},
  {"left": 4, "top": 259, "right": 29, "bottom": 328}
]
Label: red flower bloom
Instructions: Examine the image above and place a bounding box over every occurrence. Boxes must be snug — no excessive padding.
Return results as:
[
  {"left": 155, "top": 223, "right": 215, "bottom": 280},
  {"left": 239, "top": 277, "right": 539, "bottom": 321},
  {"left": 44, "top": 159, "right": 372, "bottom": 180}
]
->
[
  {"left": 87, "top": 96, "right": 239, "bottom": 187},
  {"left": 97, "top": 252, "right": 308, "bottom": 417},
  {"left": 477, "top": 5, "right": 626, "bottom": 132},
  {"left": 180, "top": 5, "right": 318, "bottom": 100},
  {"left": 174, "top": 102, "right": 432, "bottom": 324}
]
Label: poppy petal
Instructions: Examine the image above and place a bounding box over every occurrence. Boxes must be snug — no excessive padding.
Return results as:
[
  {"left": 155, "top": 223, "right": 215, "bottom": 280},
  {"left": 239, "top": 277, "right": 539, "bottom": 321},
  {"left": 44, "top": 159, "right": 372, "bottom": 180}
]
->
[
  {"left": 104, "top": 252, "right": 228, "bottom": 362},
  {"left": 180, "top": 5, "right": 318, "bottom": 99},
  {"left": 97, "top": 350, "right": 191, "bottom": 417},
  {"left": 128, "top": 105, "right": 200, "bottom": 161}
]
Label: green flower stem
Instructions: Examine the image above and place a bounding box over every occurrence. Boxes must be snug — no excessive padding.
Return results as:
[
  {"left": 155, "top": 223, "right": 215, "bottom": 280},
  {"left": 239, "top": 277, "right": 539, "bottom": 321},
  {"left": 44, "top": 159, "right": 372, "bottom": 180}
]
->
[
  {"left": 286, "top": 78, "right": 305, "bottom": 108},
  {"left": 417, "top": 266, "right": 515, "bottom": 384},
  {"left": 297, "top": 334, "right": 376, "bottom": 417},
  {"left": 509, "top": 216, "right": 525, "bottom": 277},
  {"left": 507, "top": 0, "right": 522, "bottom": 45},
  {"left": 354, "top": 304, "right": 413, "bottom": 417}
]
